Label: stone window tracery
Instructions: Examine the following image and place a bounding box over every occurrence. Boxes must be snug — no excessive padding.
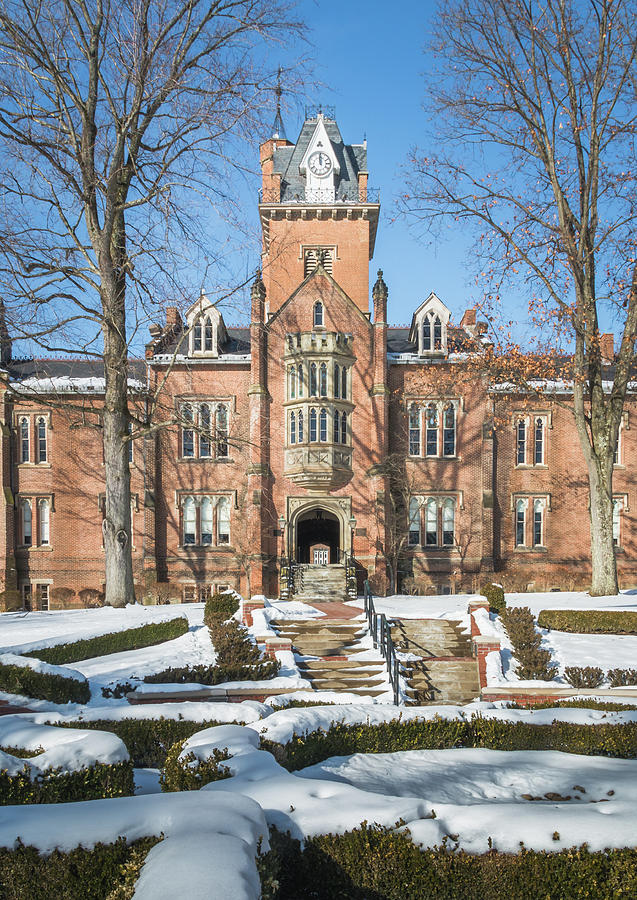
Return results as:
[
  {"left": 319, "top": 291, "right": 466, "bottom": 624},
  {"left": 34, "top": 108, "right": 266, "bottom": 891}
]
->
[
  {"left": 407, "top": 401, "right": 458, "bottom": 458},
  {"left": 180, "top": 494, "right": 232, "bottom": 547},
  {"left": 180, "top": 401, "right": 230, "bottom": 460}
]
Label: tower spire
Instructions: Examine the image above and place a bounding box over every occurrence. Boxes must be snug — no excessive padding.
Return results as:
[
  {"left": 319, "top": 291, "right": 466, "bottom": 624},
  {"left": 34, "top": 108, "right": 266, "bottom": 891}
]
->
[{"left": 272, "top": 66, "right": 286, "bottom": 140}]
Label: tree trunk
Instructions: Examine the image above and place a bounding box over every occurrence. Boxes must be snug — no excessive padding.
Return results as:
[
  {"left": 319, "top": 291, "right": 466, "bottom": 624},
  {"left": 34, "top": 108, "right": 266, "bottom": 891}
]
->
[
  {"left": 101, "top": 267, "right": 134, "bottom": 608},
  {"left": 587, "top": 456, "right": 618, "bottom": 597}
]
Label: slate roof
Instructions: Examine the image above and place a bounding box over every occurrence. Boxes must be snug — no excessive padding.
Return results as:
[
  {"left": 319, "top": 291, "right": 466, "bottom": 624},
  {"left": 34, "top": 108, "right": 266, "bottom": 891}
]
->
[
  {"left": 7, "top": 357, "right": 147, "bottom": 381},
  {"left": 273, "top": 116, "right": 366, "bottom": 203},
  {"left": 386, "top": 326, "right": 478, "bottom": 355}
]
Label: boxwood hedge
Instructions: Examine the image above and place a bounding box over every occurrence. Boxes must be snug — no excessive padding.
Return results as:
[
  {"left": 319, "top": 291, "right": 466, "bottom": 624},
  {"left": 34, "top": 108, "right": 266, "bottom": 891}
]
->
[
  {"left": 24, "top": 617, "right": 189, "bottom": 665},
  {"left": 0, "top": 661, "right": 90, "bottom": 704},
  {"left": 0, "top": 760, "right": 134, "bottom": 805},
  {"left": 159, "top": 739, "right": 231, "bottom": 792},
  {"left": 259, "top": 825, "right": 637, "bottom": 900},
  {"left": 537, "top": 609, "right": 637, "bottom": 634},
  {"left": 264, "top": 716, "right": 637, "bottom": 771},
  {"left": 58, "top": 717, "right": 229, "bottom": 767},
  {"left": 0, "top": 835, "right": 159, "bottom": 900}
]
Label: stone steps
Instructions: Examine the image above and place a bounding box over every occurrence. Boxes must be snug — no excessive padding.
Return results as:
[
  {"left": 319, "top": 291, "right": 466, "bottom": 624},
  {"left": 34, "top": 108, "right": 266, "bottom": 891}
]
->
[{"left": 293, "top": 564, "right": 348, "bottom": 602}]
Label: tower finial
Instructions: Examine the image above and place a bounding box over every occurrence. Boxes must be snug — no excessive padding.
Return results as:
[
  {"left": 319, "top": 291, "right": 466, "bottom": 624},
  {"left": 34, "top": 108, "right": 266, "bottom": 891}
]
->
[{"left": 272, "top": 66, "right": 287, "bottom": 141}]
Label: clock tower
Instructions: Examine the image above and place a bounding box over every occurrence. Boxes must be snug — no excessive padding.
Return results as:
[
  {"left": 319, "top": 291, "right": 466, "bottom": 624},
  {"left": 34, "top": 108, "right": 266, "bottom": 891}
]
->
[{"left": 258, "top": 108, "right": 380, "bottom": 312}]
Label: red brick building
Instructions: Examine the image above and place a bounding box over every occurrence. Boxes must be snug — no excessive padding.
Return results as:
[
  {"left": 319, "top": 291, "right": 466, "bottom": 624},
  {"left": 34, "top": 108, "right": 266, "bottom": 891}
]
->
[{"left": 1, "top": 111, "right": 635, "bottom": 608}]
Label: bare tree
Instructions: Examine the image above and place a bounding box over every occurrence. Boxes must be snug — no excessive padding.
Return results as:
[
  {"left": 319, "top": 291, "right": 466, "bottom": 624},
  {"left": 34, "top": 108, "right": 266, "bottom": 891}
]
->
[
  {"left": 372, "top": 452, "right": 419, "bottom": 596},
  {"left": 0, "top": 0, "right": 303, "bottom": 605},
  {"left": 403, "top": 0, "right": 637, "bottom": 595}
]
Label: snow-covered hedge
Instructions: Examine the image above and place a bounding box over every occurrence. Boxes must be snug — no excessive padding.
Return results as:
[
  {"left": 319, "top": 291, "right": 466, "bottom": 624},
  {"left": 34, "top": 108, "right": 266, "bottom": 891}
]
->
[
  {"left": 0, "top": 654, "right": 89, "bottom": 704},
  {"left": 259, "top": 824, "right": 637, "bottom": 900},
  {"left": 0, "top": 717, "right": 133, "bottom": 804},
  {"left": 23, "top": 616, "right": 189, "bottom": 665}
]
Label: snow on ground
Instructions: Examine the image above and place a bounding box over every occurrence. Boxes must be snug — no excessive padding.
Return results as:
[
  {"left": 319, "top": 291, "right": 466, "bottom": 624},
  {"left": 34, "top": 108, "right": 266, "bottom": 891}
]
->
[
  {"left": 31, "top": 699, "right": 271, "bottom": 725},
  {"left": 0, "top": 791, "right": 266, "bottom": 900},
  {"left": 0, "top": 603, "right": 204, "bottom": 656},
  {"left": 542, "top": 630, "right": 637, "bottom": 680},
  {"left": 0, "top": 652, "right": 86, "bottom": 683},
  {"left": 0, "top": 714, "right": 128, "bottom": 772}
]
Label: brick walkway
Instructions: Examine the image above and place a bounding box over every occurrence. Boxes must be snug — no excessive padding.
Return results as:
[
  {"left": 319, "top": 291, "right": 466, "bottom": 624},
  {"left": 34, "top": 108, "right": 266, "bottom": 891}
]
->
[{"left": 311, "top": 601, "right": 362, "bottom": 619}]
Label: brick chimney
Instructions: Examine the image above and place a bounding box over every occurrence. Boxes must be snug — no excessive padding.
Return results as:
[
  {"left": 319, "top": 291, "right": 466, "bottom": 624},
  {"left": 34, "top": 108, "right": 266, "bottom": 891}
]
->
[
  {"left": 460, "top": 308, "right": 477, "bottom": 334},
  {"left": 165, "top": 307, "right": 182, "bottom": 328},
  {"left": 600, "top": 333, "right": 614, "bottom": 365}
]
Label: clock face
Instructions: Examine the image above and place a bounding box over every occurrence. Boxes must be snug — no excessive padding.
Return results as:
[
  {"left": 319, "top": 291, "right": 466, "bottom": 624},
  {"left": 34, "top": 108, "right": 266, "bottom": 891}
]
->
[{"left": 308, "top": 151, "right": 332, "bottom": 177}]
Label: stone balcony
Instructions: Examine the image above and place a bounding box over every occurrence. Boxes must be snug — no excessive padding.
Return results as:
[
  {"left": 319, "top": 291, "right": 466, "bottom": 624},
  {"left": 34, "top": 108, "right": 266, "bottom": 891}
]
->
[{"left": 284, "top": 445, "right": 352, "bottom": 490}]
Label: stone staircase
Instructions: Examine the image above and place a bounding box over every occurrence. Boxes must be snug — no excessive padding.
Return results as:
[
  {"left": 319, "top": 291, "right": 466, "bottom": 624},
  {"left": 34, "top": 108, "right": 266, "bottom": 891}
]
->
[
  {"left": 293, "top": 564, "right": 348, "bottom": 602},
  {"left": 390, "top": 619, "right": 480, "bottom": 705},
  {"left": 271, "top": 618, "right": 388, "bottom": 697}
]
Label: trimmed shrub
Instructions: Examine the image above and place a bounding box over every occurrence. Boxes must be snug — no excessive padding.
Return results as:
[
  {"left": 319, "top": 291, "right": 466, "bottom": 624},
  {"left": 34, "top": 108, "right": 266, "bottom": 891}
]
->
[
  {"left": 258, "top": 825, "right": 637, "bottom": 900},
  {"left": 57, "top": 717, "right": 227, "bottom": 767},
  {"left": 501, "top": 606, "right": 556, "bottom": 680},
  {"left": 24, "top": 617, "right": 188, "bottom": 665},
  {"left": 480, "top": 582, "right": 506, "bottom": 614},
  {"left": 509, "top": 698, "right": 637, "bottom": 712},
  {"left": 50, "top": 587, "right": 77, "bottom": 610},
  {"left": 537, "top": 609, "right": 637, "bottom": 634},
  {"left": 143, "top": 659, "right": 280, "bottom": 685},
  {"left": 0, "top": 589, "right": 22, "bottom": 612},
  {"left": 0, "top": 835, "right": 159, "bottom": 900},
  {"left": 204, "top": 592, "right": 239, "bottom": 627},
  {"left": 78, "top": 588, "right": 105, "bottom": 609},
  {"left": 160, "top": 738, "right": 231, "bottom": 792},
  {"left": 0, "top": 660, "right": 90, "bottom": 704},
  {"left": 266, "top": 716, "right": 637, "bottom": 771},
  {"left": 563, "top": 666, "right": 605, "bottom": 689},
  {"left": 0, "top": 760, "right": 134, "bottom": 804},
  {"left": 608, "top": 668, "right": 637, "bottom": 688}
]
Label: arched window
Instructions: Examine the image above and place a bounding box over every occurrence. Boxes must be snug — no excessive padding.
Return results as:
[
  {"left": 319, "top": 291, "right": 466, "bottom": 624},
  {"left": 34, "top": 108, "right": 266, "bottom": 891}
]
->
[
  {"left": 515, "top": 499, "right": 526, "bottom": 547},
  {"left": 204, "top": 317, "right": 213, "bottom": 352},
  {"left": 310, "top": 362, "right": 318, "bottom": 396},
  {"left": 334, "top": 364, "right": 340, "bottom": 399},
  {"left": 433, "top": 316, "right": 442, "bottom": 350},
  {"left": 19, "top": 417, "right": 29, "bottom": 463},
  {"left": 182, "top": 405, "right": 194, "bottom": 458},
  {"left": 425, "top": 499, "right": 438, "bottom": 545},
  {"left": 313, "top": 301, "right": 324, "bottom": 327},
  {"left": 442, "top": 499, "right": 455, "bottom": 546},
  {"left": 319, "top": 408, "right": 327, "bottom": 442},
  {"left": 409, "top": 404, "right": 421, "bottom": 456},
  {"left": 534, "top": 418, "right": 544, "bottom": 465},
  {"left": 298, "top": 364, "right": 304, "bottom": 397},
  {"left": 217, "top": 497, "right": 230, "bottom": 544},
  {"left": 216, "top": 405, "right": 228, "bottom": 458},
  {"left": 309, "top": 408, "right": 317, "bottom": 442},
  {"left": 533, "top": 499, "right": 543, "bottom": 547},
  {"left": 183, "top": 497, "right": 196, "bottom": 545},
  {"left": 422, "top": 317, "right": 431, "bottom": 351},
  {"left": 341, "top": 366, "right": 347, "bottom": 399},
  {"left": 341, "top": 411, "right": 347, "bottom": 445},
  {"left": 443, "top": 404, "right": 456, "bottom": 457},
  {"left": 199, "top": 404, "right": 211, "bottom": 457},
  {"left": 319, "top": 363, "right": 327, "bottom": 397},
  {"left": 289, "top": 366, "right": 296, "bottom": 400},
  {"left": 37, "top": 417, "right": 47, "bottom": 463},
  {"left": 409, "top": 498, "right": 420, "bottom": 546},
  {"left": 38, "top": 499, "right": 50, "bottom": 546},
  {"left": 333, "top": 409, "right": 340, "bottom": 444},
  {"left": 21, "top": 500, "right": 32, "bottom": 547},
  {"left": 193, "top": 318, "right": 202, "bottom": 352},
  {"left": 426, "top": 404, "right": 438, "bottom": 456},
  {"left": 516, "top": 420, "right": 526, "bottom": 465},
  {"left": 298, "top": 409, "right": 304, "bottom": 442},
  {"left": 201, "top": 497, "right": 213, "bottom": 545},
  {"left": 290, "top": 411, "right": 296, "bottom": 445}
]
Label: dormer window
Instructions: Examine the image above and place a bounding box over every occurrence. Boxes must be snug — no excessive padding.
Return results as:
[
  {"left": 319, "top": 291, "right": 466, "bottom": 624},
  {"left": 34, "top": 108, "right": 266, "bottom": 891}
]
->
[
  {"left": 185, "top": 293, "right": 227, "bottom": 358},
  {"left": 410, "top": 293, "right": 451, "bottom": 357},
  {"left": 313, "top": 301, "right": 324, "bottom": 327}
]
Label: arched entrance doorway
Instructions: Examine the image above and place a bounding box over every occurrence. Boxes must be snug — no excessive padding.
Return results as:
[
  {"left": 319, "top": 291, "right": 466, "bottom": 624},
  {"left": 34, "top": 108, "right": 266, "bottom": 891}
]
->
[{"left": 296, "top": 508, "right": 340, "bottom": 564}]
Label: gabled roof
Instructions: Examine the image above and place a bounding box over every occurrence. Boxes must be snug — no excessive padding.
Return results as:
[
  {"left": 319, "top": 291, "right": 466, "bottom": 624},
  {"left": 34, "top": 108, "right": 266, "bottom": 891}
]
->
[
  {"left": 272, "top": 115, "right": 366, "bottom": 203},
  {"left": 267, "top": 261, "right": 373, "bottom": 330}
]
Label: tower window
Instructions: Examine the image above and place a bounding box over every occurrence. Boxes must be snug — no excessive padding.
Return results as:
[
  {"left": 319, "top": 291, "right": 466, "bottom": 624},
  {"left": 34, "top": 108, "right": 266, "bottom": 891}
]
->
[
  {"left": 298, "top": 410, "right": 304, "bottom": 442},
  {"left": 334, "top": 364, "right": 340, "bottom": 398},
  {"left": 290, "top": 411, "right": 296, "bottom": 445},
  {"left": 305, "top": 248, "right": 334, "bottom": 277},
  {"left": 319, "top": 408, "right": 327, "bottom": 442},
  {"left": 19, "top": 417, "right": 29, "bottom": 463},
  {"left": 516, "top": 420, "right": 526, "bottom": 465},
  {"left": 310, "top": 362, "right": 318, "bottom": 396},
  {"left": 341, "top": 411, "right": 347, "bottom": 444},
  {"left": 409, "top": 405, "right": 421, "bottom": 456},
  {"left": 333, "top": 409, "right": 340, "bottom": 444},
  {"left": 309, "top": 408, "right": 317, "bottom": 442},
  {"left": 319, "top": 363, "right": 327, "bottom": 397},
  {"left": 37, "top": 417, "right": 47, "bottom": 463},
  {"left": 313, "top": 301, "right": 324, "bottom": 327},
  {"left": 515, "top": 499, "right": 526, "bottom": 547},
  {"left": 534, "top": 418, "right": 544, "bottom": 464}
]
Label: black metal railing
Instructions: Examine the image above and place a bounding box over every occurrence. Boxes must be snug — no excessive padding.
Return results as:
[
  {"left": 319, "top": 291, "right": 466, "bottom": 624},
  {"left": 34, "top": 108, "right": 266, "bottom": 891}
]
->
[
  {"left": 259, "top": 186, "right": 380, "bottom": 205},
  {"left": 364, "top": 591, "right": 400, "bottom": 706}
]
